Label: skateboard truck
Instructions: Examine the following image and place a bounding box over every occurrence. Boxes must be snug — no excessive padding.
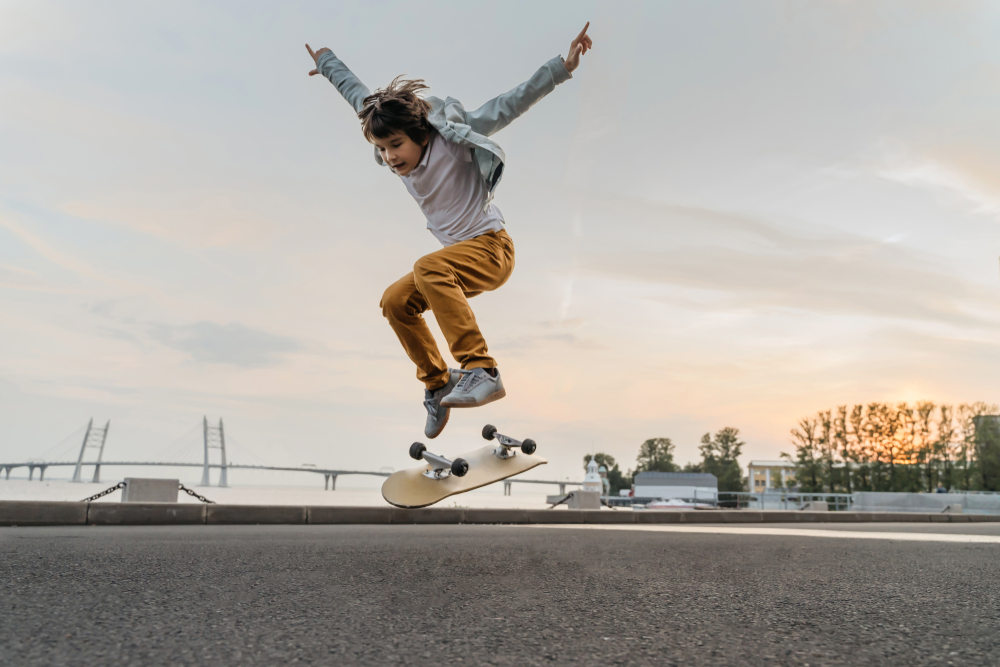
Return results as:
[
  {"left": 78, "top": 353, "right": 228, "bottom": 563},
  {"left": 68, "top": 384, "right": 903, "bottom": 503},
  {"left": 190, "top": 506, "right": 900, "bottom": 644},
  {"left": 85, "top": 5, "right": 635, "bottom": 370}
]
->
[
  {"left": 481, "top": 424, "right": 537, "bottom": 460},
  {"left": 409, "top": 442, "right": 469, "bottom": 480}
]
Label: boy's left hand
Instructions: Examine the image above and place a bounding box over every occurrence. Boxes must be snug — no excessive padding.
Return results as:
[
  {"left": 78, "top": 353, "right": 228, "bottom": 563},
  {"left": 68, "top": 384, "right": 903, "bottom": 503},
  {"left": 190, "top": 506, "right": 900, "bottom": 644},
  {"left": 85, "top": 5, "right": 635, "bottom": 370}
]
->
[
  {"left": 564, "top": 22, "right": 593, "bottom": 73},
  {"left": 305, "top": 44, "right": 331, "bottom": 76}
]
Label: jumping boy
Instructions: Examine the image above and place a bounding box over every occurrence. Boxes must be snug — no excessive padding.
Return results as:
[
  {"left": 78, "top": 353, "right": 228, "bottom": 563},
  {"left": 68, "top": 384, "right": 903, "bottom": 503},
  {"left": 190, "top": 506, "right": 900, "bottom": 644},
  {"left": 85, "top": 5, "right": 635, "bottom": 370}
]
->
[{"left": 306, "top": 23, "right": 593, "bottom": 439}]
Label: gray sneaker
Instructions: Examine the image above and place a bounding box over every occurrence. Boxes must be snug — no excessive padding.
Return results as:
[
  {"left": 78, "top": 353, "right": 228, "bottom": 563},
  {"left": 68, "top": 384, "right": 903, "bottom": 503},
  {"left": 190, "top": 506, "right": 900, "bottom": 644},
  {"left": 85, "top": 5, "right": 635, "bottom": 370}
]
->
[
  {"left": 424, "top": 370, "right": 461, "bottom": 439},
  {"left": 440, "top": 368, "right": 506, "bottom": 408}
]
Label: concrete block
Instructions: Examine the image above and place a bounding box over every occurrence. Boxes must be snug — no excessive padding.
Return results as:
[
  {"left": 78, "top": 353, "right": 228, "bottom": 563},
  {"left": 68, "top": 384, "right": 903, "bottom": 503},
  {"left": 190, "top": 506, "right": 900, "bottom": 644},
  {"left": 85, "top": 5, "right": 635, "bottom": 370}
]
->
[
  {"left": 941, "top": 504, "right": 964, "bottom": 514},
  {"left": 88, "top": 502, "right": 204, "bottom": 525},
  {"left": 523, "top": 509, "right": 586, "bottom": 523},
  {"left": 121, "top": 478, "right": 178, "bottom": 503},
  {"left": 0, "top": 501, "right": 88, "bottom": 526},
  {"left": 801, "top": 501, "right": 829, "bottom": 512},
  {"left": 943, "top": 514, "right": 970, "bottom": 522},
  {"left": 391, "top": 508, "right": 464, "bottom": 524},
  {"left": 566, "top": 491, "right": 602, "bottom": 510},
  {"left": 463, "top": 509, "right": 530, "bottom": 524},
  {"left": 206, "top": 504, "right": 307, "bottom": 524},
  {"left": 581, "top": 509, "right": 634, "bottom": 524},
  {"left": 307, "top": 506, "right": 392, "bottom": 524},
  {"left": 634, "top": 510, "right": 683, "bottom": 524},
  {"left": 760, "top": 511, "right": 802, "bottom": 523},
  {"left": 966, "top": 514, "right": 1000, "bottom": 522}
]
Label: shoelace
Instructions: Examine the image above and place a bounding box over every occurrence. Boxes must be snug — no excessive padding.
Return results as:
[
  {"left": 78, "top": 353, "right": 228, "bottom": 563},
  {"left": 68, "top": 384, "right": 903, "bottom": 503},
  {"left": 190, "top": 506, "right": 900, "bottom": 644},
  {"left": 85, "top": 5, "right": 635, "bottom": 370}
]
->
[
  {"left": 453, "top": 368, "right": 480, "bottom": 393},
  {"left": 424, "top": 393, "right": 440, "bottom": 417},
  {"left": 424, "top": 370, "right": 463, "bottom": 416}
]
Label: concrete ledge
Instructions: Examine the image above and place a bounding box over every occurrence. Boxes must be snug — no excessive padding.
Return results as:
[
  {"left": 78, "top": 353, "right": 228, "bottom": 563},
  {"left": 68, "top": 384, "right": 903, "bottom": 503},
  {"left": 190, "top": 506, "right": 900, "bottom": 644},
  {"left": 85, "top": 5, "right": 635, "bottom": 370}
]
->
[
  {"left": 635, "top": 511, "right": 682, "bottom": 524},
  {"left": 682, "top": 511, "right": 765, "bottom": 523},
  {"left": 523, "top": 509, "right": 588, "bottom": 523},
  {"left": 0, "top": 501, "right": 88, "bottom": 526},
  {"left": 3, "top": 501, "right": 1000, "bottom": 526},
  {"left": 308, "top": 506, "right": 392, "bottom": 524},
  {"left": 868, "top": 512, "right": 930, "bottom": 522},
  {"left": 206, "top": 504, "right": 307, "bottom": 525},
  {"left": 581, "top": 510, "right": 634, "bottom": 524},
  {"left": 89, "top": 502, "right": 205, "bottom": 526},
  {"left": 392, "top": 507, "right": 465, "bottom": 524},
  {"left": 463, "top": 509, "right": 530, "bottom": 524}
]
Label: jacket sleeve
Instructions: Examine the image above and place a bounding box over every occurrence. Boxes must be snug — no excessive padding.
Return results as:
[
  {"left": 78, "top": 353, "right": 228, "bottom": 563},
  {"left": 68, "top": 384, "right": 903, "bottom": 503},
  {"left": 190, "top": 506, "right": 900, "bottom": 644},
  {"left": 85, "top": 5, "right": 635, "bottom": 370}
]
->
[
  {"left": 465, "top": 56, "right": 572, "bottom": 137},
  {"left": 315, "top": 50, "right": 371, "bottom": 114}
]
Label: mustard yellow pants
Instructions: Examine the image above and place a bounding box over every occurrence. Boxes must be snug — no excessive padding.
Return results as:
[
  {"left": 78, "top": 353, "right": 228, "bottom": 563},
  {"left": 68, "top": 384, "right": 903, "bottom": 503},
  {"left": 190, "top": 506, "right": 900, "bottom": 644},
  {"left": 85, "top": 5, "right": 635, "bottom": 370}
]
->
[{"left": 381, "top": 230, "right": 515, "bottom": 390}]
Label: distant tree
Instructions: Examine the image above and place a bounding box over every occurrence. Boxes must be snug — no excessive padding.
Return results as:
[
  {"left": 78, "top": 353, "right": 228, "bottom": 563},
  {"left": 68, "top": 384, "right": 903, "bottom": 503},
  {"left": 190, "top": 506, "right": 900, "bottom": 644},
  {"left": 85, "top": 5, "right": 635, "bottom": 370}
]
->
[
  {"left": 787, "top": 417, "right": 823, "bottom": 492},
  {"left": 973, "top": 414, "right": 1000, "bottom": 492},
  {"left": 635, "top": 438, "right": 678, "bottom": 473},
  {"left": 699, "top": 427, "right": 744, "bottom": 492},
  {"left": 583, "top": 453, "right": 632, "bottom": 495}
]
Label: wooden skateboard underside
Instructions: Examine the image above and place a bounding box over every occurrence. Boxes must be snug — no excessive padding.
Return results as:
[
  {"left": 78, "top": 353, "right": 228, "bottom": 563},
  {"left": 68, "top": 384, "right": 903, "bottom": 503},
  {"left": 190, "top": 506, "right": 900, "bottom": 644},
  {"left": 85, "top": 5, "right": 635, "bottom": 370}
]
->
[{"left": 381, "top": 443, "right": 547, "bottom": 509}]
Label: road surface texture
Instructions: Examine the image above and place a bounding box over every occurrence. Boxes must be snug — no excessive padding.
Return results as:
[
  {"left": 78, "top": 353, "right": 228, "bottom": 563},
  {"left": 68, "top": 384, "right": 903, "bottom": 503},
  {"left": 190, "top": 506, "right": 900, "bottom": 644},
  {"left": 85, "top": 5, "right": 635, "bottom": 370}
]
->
[{"left": 2, "top": 523, "right": 999, "bottom": 666}]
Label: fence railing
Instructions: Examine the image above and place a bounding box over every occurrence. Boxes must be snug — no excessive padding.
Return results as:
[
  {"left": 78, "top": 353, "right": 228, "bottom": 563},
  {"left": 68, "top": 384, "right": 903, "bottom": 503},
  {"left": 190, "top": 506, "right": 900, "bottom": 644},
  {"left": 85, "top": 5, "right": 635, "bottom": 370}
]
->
[{"left": 605, "top": 491, "right": 855, "bottom": 511}]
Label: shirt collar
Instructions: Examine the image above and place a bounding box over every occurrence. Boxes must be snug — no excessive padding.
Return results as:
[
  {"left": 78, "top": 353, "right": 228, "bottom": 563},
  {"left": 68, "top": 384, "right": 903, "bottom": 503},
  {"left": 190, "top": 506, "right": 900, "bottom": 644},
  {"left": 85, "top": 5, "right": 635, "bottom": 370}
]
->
[{"left": 413, "top": 133, "right": 434, "bottom": 172}]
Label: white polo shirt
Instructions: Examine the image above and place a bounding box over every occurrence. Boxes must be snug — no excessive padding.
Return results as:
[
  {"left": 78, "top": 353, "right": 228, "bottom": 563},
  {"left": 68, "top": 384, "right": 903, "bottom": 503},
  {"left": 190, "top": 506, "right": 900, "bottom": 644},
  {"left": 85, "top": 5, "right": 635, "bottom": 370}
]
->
[{"left": 398, "top": 131, "right": 505, "bottom": 247}]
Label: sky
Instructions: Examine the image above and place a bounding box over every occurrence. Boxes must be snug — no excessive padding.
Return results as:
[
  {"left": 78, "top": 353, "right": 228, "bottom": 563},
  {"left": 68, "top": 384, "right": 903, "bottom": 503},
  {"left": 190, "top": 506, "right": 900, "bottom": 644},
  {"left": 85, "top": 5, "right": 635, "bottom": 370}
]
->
[{"left": 1, "top": 0, "right": 998, "bottom": 485}]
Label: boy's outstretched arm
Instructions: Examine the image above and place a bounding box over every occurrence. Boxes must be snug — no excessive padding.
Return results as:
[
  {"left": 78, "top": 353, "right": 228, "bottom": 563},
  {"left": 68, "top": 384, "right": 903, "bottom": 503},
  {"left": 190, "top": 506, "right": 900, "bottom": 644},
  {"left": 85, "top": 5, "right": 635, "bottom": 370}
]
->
[
  {"left": 467, "top": 23, "right": 593, "bottom": 137},
  {"left": 306, "top": 44, "right": 371, "bottom": 114}
]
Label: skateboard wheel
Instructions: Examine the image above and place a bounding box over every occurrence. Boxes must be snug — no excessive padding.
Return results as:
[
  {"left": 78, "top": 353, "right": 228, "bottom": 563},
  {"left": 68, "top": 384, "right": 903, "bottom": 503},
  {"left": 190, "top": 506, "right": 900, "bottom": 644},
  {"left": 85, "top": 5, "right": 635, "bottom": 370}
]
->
[
  {"left": 451, "top": 458, "right": 469, "bottom": 477},
  {"left": 521, "top": 439, "right": 537, "bottom": 455},
  {"left": 482, "top": 424, "right": 498, "bottom": 440},
  {"left": 409, "top": 442, "right": 427, "bottom": 461}
]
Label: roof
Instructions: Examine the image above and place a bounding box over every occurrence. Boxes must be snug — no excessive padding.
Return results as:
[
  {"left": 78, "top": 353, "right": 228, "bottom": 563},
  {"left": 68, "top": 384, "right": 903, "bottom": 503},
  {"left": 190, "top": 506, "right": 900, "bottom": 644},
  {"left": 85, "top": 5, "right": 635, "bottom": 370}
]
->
[
  {"left": 748, "top": 460, "right": 796, "bottom": 467},
  {"left": 634, "top": 471, "right": 718, "bottom": 488}
]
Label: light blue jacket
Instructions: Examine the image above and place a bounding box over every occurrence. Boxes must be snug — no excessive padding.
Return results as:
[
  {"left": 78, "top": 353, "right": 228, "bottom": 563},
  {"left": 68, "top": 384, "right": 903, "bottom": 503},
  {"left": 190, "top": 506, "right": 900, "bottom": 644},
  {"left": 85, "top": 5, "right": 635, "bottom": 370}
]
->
[{"left": 316, "top": 50, "right": 572, "bottom": 204}]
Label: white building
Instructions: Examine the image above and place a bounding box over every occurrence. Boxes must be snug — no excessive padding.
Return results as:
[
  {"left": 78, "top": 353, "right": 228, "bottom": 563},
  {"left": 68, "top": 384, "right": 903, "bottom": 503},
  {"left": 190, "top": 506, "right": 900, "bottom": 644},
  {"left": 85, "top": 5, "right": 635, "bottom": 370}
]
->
[{"left": 633, "top": 472, "right": 718, "bottom": 501}]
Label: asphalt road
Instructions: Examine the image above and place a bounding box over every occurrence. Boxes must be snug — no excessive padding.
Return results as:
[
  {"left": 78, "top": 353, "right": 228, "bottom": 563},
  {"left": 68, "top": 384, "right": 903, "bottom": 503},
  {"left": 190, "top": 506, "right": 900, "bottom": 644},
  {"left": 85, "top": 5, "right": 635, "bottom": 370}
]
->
[{"left": 2, "top": 524, "right": 999, "bottom": 666}]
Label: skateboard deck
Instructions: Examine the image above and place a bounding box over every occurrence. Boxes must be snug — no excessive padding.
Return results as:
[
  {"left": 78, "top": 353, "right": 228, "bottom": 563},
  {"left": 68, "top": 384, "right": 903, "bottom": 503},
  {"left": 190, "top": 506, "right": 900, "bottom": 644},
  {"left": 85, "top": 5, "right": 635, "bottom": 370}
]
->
[{"left": 382, "top": 428, "right": 547, "bottom": 508}]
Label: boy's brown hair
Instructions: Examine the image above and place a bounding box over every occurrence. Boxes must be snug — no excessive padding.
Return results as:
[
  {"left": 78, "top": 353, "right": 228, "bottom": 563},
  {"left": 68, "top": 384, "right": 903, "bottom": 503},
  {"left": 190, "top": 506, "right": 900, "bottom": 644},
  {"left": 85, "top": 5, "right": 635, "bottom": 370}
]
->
[{"left": 358, "top": 76, "right": 433, "bottom": 145}]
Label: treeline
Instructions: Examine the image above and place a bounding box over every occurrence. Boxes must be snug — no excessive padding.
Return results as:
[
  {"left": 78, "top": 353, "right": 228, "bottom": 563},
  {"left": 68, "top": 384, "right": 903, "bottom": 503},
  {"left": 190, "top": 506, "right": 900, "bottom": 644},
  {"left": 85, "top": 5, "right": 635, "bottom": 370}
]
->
[
  {"left": 785, "top": 401, "right": 1000, "bottom": 493},
  {"left": 586, "top": 427, "right": 746, "bottom": 494}
]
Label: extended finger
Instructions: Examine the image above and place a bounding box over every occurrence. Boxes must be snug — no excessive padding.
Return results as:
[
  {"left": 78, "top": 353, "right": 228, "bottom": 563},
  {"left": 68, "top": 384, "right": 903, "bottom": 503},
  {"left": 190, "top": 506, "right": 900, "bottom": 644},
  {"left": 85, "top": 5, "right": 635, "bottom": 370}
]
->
[
  {"left": 576, "top": 21, "right": 590, "bottom": 41},
  {"left": 306, "top": 43, "right": 316, "bottom": 58}
]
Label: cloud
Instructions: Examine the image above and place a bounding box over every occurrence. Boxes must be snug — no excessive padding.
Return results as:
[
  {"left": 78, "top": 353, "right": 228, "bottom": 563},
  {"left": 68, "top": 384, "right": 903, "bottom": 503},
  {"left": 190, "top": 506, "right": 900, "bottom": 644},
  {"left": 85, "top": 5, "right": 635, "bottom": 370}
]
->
[
  {"left": 860, "top": 142, "right": 1000, "bottom": 218},
  {"left": 148, "top": 321, "right": 303, "bottom": 367},
  {"left": 572, "top": 202, "right": 997, "bottom": 328}
]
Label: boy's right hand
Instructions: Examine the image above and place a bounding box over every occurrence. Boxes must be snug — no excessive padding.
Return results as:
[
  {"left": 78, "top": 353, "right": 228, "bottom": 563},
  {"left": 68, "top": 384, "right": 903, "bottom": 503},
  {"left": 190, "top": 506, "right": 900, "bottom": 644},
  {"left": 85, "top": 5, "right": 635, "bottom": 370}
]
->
[{"left": 305, "top": 44, "right": 331, "bottom": 76}]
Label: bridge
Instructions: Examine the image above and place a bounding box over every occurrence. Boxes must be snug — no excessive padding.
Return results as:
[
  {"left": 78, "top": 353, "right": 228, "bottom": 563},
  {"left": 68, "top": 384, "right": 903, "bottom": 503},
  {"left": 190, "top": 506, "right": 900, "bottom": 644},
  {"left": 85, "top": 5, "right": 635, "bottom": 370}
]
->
[{"left": 0, "top": 417, "right": 582, "bottom": 494}]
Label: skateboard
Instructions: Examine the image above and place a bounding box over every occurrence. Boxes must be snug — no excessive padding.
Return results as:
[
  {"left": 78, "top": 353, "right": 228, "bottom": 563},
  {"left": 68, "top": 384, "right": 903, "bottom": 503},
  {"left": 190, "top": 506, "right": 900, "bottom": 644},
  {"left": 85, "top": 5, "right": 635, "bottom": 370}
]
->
[{"left": 381, "top": 424, "right": 547, "bottom": 508}]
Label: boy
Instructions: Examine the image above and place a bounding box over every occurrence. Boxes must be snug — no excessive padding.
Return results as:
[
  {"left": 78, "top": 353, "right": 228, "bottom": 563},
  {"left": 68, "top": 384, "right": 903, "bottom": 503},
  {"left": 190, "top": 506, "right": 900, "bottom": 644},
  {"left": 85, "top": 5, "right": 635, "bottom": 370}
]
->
[{"left": 306, "top": 23, "right": 593, "bottom": 439}]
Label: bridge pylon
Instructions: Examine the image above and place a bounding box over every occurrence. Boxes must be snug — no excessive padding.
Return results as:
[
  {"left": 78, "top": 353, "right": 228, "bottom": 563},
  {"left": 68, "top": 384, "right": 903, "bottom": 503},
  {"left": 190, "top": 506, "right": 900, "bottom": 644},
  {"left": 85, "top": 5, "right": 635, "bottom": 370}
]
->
[
  {"left": 71, "top": 418, "right": 110, "bottom": 483},
  {"left": 200, "top": 417, "right": 228, "bottom": 487}
]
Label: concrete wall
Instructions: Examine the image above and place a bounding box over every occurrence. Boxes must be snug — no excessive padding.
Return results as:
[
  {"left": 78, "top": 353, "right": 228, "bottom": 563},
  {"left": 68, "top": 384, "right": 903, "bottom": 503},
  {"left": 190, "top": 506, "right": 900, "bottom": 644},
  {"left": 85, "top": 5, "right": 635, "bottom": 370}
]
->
[{"left": 853, "top": 492, "right": 1000, "bottom": 514}]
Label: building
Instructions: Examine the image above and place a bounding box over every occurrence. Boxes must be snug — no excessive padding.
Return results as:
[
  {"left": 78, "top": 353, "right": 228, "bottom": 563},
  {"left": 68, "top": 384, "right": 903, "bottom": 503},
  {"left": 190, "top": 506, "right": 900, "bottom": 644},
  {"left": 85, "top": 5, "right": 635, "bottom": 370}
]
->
[
  {"left": 633, "top": 471, "right": 718, "bottom": 501},
  {"left": 747, "top": 460, "right": 796, "bottom": 490}
]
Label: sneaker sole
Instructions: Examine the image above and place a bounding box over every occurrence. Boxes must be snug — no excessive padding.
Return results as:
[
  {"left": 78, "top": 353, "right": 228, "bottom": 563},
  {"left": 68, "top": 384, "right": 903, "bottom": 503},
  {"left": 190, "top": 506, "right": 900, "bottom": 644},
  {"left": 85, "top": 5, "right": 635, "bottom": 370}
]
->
[
  {"left": 425, "top": 407, "right": 450, "bottom": 439},
  {"left": 440, "top": 388, "right": 506, "bottom": 409}
]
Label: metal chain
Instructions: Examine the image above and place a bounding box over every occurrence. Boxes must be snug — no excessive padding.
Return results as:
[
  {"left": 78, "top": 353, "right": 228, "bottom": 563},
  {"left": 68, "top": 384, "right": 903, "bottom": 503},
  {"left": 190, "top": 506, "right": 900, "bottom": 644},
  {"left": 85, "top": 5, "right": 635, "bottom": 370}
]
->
[
  {"left": 178, "top": 484, "right": 215, "bottom": 504},
  {"left": 80, "top": 481, "right": 125, "bottom": 503},
  {"left": 80, "top": 481, "right": 215, "bottom": 504}
]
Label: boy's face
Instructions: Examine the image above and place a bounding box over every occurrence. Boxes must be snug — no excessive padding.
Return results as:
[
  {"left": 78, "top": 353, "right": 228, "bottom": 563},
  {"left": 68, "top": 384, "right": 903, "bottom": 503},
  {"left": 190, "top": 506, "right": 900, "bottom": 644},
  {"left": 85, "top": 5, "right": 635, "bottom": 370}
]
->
[{"left": 372, "top": 131, "right": 428, "bottom": 176}]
